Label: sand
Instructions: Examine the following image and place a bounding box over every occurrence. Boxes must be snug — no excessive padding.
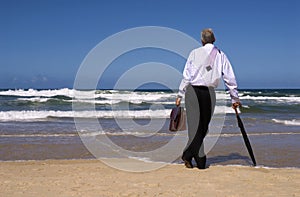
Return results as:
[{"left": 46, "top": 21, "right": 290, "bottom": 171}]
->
[{"left": 0, "top": 159, "right": 299, "bottom": 197}]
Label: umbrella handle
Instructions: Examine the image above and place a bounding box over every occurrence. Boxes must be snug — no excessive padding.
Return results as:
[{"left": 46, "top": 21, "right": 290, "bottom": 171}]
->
[{"left": 234, "top": 107, "right": 239, "bottom": 116}]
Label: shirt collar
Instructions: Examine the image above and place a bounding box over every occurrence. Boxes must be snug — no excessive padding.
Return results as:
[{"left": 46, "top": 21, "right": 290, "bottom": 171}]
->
[{"left": 203, "top": 43, "right": 214, "bottom": 49}]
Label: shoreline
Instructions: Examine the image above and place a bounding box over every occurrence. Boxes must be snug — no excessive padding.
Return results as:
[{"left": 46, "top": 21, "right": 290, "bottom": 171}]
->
[
  {"left": 1, "top": 159, "right": 299, "bottom": 196},
  {"left": 0, "top": 158, "right": 299, "bottom": 170}
]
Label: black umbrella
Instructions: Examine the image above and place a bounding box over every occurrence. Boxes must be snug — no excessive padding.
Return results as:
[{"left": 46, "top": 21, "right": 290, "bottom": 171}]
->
[{"left": 234, "top": 108, "right": 257, "bottom": 166}]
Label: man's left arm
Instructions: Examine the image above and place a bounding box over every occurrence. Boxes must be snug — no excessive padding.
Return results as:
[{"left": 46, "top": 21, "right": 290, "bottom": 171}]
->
[{"left": 222, "top": 53, "right": 241, "bottom": 108}]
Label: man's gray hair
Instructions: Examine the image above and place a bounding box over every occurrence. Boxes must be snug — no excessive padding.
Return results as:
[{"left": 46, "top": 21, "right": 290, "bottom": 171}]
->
[{"left": 201, "top": 28, "right": 216, "bottom": 44}]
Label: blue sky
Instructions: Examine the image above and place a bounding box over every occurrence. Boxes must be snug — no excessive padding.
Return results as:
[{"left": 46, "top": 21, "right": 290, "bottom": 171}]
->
[{"left": 1, "top": 0, "right": 299, "bottom": 89}]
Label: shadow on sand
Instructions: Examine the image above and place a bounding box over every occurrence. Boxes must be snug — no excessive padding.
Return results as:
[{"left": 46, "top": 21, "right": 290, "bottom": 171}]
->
[
  {"left": 207, "top": 152, "right": 253, "bottom": 167},
  {"left": 176, "top": 152, "right": 254, "bottom": 167}
]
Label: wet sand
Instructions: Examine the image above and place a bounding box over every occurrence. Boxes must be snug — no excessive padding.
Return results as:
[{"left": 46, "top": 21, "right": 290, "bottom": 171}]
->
[{"left": 1, "top": 159, "right": 299, "bottom": 197}]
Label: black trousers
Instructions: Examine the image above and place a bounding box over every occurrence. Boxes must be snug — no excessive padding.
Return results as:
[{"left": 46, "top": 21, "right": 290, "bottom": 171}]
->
[{"left": 183, "top": 85, "right": 216, "bottom": 161}]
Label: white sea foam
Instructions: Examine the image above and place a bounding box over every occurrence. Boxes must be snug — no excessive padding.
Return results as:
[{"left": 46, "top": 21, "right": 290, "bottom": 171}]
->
[
  {"left": 0, "top": 88, "right": 78, "bottom": 97},
  {"left": 8, "top": 131, "right": 297, "bottom": 138},
  {"left": 72, "top": 99, "right": 121, "bottom": 105},
  {"left": 0, "top": 110, "right": 169, "bottom": 121},
  {"left": 272, "top": 119, "right": 300, "bottom": 126},
  {"left": 1, "top": 88, "right": 299, "bottom": 102},
  {"left": 216, "top": 132, "right": 300, "bottom": 137},
  {"left": 0, "top": 88, "right": 230, "bottom": 100},
  {"left": 0, "top": 88, "right": 174, "bottom": 99},
  {"left": 127, "top": 156, "right": 169, "bottom": 164},
  {"left": 216, "top": 164, "right": 300, "bottom": 170},
  {"left": 97, "top": 92, "right": 175, "bottom": 102},
  {"left": 239, "top": 95, "right": 300, "bottom": 103},
  {"left": 0, "top": 131, "right": 110, "bottom": 138},
  {"left": 0, "top": 134, "right": 79, "bottom": 138},
  {"left": 0, "top": 130, "right": 177, "bottom": 138},
  {"left": 17, "top": 97, "right": 51, "bottom": 103},
  {"left": 0, "top": 105, "right": 234, "bottom": 121}
]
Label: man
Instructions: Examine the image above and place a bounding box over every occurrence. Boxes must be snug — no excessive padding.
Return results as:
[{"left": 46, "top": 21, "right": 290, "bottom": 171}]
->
[{"left": 176, "top": 28, "right": 241, "bottom": 169}]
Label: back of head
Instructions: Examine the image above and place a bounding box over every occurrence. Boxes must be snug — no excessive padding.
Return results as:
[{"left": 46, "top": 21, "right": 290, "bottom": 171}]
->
[{"left": 201, "top": 28, "right": 216, "bottom": 45}]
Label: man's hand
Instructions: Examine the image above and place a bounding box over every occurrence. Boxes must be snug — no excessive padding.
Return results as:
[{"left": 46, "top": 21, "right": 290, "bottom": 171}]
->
[
  {"left": 175, "top": 97, "right": 181, "bottom": 106},
  {"left": 232, "top": 101, "right": 241, "bottom": 109}
]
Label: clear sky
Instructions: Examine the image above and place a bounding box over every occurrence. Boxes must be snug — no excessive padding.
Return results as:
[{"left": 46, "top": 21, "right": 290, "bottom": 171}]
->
[{"left": 1, "top": 0, "right": 299, "bottom": 89}]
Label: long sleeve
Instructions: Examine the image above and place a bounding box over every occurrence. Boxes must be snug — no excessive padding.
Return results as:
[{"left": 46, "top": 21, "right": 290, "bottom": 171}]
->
[
  {"left": 178, "top": 50, "right": 195, "bottom": 98},
  {"left": 222, "top": 54, "right": 240, "bottom": 103}
]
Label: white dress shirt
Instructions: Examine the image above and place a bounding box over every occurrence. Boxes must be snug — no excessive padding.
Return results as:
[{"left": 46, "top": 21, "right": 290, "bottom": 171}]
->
[{"left": 178, "top": 43, "right": 240, "bottom": 103}]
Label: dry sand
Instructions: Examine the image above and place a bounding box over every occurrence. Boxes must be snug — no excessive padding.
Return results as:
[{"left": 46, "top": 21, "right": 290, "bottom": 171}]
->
[{"left": 1, "top": 159, "right": 299, "bottom": 197}]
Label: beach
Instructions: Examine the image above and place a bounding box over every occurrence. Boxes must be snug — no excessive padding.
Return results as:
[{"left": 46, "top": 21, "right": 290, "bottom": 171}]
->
[{"left": 1, "top": 159, "right": 299, "bottom": 197}]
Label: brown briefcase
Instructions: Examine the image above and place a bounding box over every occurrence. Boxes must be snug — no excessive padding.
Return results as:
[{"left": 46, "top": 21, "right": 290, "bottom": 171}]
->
[{"left": 169, "top": 107, "right": 187, "bottom": 131}]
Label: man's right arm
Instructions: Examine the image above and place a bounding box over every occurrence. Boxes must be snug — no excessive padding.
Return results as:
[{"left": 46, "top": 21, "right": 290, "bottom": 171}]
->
[{"left": 177, "top": 50, "right": 194, "bottom": 98}]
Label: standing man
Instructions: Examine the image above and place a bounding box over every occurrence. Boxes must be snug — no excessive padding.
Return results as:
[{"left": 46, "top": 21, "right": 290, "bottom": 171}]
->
[{"left": 176, "top": 28, "right": 241, "bottom": 169}]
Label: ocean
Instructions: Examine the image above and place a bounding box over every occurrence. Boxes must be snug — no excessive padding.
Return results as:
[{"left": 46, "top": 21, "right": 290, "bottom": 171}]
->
[{"left": 0, "top": 88, "right": 299, "bottom": 168}]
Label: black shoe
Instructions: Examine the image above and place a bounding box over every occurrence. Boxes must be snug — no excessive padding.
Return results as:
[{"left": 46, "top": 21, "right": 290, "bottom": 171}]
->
[
  {"left": 194, "top": 155, "right": 206, "bottom": 169},
  {"left": 182, "top": 156, "right": 193, "bottom": 168}
]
